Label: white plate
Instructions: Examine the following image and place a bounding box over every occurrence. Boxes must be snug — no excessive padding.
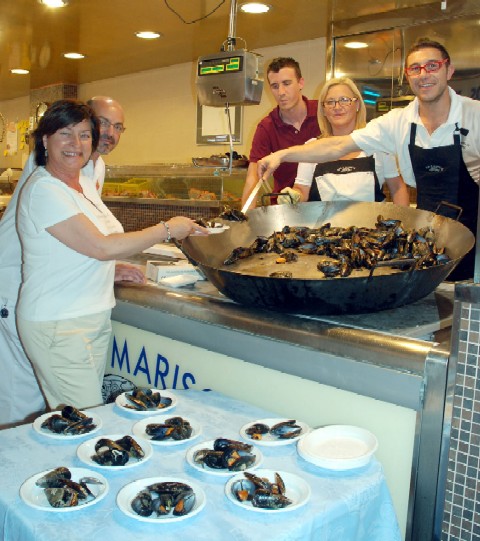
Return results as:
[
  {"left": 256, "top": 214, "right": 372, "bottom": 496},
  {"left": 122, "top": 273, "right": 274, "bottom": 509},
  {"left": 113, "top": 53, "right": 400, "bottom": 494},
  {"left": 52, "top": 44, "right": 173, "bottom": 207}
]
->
[
  {"left": 191, "top": 224, "right": 230, "bottom": 235},
  {"left": 116, "top": 476, "right": 206, "bottom": 523},
  {"left": 186, "top": 439, "right": 263, "bottom": 477},
  {"left": 206, "top": 225, "right": 230, "bottom": 234},
  {"left": 132, "top": 415, "right": 201, "bottom": 446},
  {"left": 33, "top": 410, "right": 102, "bottom": 440},
  {"left": 240, "top": 418, "right": 310, "bottom": 446},
  {"left": 225, "top": 469, "right": 310, "bottom": 513},
  {"left": 115, "top": 389, "right": 177, "bottom": 415},
  {"left": 76, "top": 434, "right": 153, "bottom": 470},
  {"left": 20, "top": 467, "right": 108, "bottom": 512},
  {"left": 297, "top": 425, "right": 378, "bottom": 470}
]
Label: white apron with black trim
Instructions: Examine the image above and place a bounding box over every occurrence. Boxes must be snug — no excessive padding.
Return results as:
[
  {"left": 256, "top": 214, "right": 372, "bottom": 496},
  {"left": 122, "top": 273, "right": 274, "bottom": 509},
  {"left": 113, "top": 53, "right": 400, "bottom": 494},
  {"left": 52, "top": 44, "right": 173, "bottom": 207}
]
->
[{"left": 308, "top": 154, "right": 385, "bottom": 202}]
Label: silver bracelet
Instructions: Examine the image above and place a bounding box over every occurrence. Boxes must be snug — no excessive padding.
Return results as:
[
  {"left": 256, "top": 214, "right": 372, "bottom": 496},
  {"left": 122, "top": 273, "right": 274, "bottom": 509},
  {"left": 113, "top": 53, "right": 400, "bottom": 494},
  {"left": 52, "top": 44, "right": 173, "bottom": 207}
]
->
[{"left": 160, "top": 221, "right": 172, "bottom": 242}]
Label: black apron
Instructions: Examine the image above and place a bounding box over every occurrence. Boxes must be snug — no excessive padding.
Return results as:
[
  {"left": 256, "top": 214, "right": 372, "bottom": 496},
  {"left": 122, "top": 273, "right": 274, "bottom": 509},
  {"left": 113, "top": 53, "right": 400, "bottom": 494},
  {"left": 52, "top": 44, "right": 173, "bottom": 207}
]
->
[
  {"left": 408, "top": 122, "right": 478, "bottom": 281},
  {"left": 308, "top": 155, "right": 385, "bottom": 202}
]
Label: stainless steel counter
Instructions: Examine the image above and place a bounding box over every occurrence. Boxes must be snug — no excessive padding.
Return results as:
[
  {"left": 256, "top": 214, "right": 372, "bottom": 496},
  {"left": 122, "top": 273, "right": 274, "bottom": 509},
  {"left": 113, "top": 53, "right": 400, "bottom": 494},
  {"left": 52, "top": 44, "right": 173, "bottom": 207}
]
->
[
  {"left": 113, "top": 277, "right": 453, "bottom": 408},
  {"left": 112, "top": 275, "right": 454, "bottom": 541}
]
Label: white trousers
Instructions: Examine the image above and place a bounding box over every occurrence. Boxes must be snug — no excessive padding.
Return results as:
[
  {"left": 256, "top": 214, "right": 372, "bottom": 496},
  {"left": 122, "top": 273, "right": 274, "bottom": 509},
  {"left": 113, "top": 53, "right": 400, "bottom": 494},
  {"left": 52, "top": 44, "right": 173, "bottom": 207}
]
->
[
  {"left": 0, "top": 298, "right": 46, "bottom": 426},
  {"left": 17, "top": 310, "right": 112, "bottom": 410}
]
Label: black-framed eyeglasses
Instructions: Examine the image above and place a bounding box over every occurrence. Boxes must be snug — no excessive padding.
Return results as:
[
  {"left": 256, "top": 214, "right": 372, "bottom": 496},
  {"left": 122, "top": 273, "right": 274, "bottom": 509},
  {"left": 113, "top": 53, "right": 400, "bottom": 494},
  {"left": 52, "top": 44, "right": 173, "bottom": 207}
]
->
[
  {"left": 98, "top": 116, "right": 126, "bottom": 134},
  {"left": 322, "top": 96, "right": 358, "bottom": 109},
  {"left": 404, "top": 58, "right": 449, "bottom": 77}
]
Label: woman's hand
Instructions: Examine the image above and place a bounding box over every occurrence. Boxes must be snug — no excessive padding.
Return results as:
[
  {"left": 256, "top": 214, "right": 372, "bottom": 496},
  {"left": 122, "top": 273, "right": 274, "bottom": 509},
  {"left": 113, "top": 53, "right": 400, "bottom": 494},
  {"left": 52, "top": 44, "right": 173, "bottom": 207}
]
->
[
  {"left": 114, "top": 263, "right": 146, "bottom": 284},
  {"left": 165, "top": 217, "right": 209, "bottom": 241}
]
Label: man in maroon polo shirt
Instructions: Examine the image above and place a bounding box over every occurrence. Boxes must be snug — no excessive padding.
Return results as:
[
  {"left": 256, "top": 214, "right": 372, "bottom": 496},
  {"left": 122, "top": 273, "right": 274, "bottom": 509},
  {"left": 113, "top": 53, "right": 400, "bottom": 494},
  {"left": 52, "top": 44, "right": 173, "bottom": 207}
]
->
[{"left": 241, "top": 57, "right": 320, "bottom": 208}]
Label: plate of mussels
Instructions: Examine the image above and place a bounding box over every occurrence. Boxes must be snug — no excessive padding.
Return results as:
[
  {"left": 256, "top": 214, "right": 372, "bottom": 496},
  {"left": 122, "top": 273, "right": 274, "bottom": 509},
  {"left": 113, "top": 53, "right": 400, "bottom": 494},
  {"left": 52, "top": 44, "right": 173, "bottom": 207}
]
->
[
  {"left": 33, "top": 406, "right": 102, "bottom": 440},
  {"left": 185, "top": 438, "right": 263, "bottom": 477},
  {"left": 117, "top": 476, "right": 206, "bottom": 523},
  {"left": 115, "top": 388, "right": 177, "bottom": 415},
  {"left": 20, "top": 466, "right": 108, "bottom": 512},
  {"left": 76, "top": 434, "right": 153, "bottom": 470},
  {"left": 240, "top": 418, "right": 310, "bottom": 446},
  {"left": 225, "top": 470, "right": 311, "bottom": 513},
  {"left": 132, "top": 415, "right": 202, "bottom": 446}
]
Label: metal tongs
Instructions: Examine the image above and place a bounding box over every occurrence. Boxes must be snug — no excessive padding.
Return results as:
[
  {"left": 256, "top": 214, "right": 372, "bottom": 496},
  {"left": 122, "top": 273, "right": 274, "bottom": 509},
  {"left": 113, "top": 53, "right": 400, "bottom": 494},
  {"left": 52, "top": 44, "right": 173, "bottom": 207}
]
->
[{"left": 241, "top": 176, "right": 272, "bottom": 213}]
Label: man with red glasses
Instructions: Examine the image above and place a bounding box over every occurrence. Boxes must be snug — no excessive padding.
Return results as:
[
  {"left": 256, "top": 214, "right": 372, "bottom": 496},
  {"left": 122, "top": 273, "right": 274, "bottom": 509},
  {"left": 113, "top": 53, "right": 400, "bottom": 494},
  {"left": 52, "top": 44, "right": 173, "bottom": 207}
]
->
[{"left": 258, "top": 38, "right": 480, "bottom": 280}]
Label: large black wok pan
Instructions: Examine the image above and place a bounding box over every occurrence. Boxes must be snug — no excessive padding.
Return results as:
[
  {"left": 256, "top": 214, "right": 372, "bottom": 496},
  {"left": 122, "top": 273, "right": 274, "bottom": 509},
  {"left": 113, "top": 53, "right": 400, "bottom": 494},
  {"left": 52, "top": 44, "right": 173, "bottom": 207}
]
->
[{"left": 182, "top": 201, "right": 475, "bottom": 315}]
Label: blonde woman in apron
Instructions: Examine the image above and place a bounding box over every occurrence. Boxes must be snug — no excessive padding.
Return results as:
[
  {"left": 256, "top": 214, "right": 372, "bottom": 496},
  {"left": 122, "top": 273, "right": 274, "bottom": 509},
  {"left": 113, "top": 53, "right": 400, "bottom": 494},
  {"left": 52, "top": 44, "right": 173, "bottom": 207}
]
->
[{"left": 280, "top": 78, "right": 410, "bottom": 206}]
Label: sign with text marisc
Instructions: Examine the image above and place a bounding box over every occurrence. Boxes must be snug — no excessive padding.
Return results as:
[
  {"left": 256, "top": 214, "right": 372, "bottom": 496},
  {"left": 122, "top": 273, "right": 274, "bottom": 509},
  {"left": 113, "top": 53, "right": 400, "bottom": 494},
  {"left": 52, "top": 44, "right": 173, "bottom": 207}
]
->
[
  {"left": 107, "top": 321, "right": 270, "bottom": 396},
  {"left": 108, "top": 322, "right": 205, "bottom": 391}
]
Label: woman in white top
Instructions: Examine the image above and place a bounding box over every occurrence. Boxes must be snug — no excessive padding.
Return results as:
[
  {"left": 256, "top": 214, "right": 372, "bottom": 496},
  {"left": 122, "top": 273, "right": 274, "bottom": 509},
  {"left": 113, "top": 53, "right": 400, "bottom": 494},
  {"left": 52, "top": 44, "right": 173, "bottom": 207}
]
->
[
  {"left": 280, "top": 77, "right": 409, "bottom": 205},
  {"left": 16, "top": 100, "right": 207, "bottom": 410}
]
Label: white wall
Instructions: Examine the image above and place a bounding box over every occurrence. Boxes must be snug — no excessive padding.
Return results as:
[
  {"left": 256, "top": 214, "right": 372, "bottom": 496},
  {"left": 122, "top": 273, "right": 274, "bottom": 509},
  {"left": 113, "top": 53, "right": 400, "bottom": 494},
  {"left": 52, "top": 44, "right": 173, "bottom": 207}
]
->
[
  {"left": 0, "top": 37, "right": 326, "bottom": 170},
  {"left": 0, "top": 96, "right": 30, "bottom": 170}
]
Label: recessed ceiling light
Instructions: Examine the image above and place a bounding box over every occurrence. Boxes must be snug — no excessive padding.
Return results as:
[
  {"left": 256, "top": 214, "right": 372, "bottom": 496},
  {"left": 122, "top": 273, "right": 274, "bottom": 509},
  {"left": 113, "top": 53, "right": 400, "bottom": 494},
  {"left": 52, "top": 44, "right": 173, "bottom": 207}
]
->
[
  {"left": 239, "top": 2, "right": 271, "bottom": 13},
  {"left": 135, "top": 31, "right": 162, "bottom": 40},
  {"left": 38, "top": 0, "right": 69, "bottom": 7},
  {"left": 345, "top": 41, "right": 368, "bottom": 49},
  {"left": 64, "top": 52, "right": 85, "bottom": 59},
  {"left": 10, "top": 68, "right": 30, "bottom": 75}
]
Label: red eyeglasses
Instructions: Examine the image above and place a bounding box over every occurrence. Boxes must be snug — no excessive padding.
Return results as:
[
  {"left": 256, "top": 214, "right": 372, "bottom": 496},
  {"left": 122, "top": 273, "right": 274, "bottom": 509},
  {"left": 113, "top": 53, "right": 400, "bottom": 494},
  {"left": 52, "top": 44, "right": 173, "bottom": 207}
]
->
[{"left": 404, "top": 58, "right": 449, "bottom": 77}]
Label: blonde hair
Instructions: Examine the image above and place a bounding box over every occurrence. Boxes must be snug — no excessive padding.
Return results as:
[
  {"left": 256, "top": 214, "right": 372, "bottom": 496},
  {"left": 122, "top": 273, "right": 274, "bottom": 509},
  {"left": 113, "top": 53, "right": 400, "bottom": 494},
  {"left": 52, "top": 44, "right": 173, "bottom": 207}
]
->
[{"left": 318, "top": 77, "right": 366, "bottom": 138}]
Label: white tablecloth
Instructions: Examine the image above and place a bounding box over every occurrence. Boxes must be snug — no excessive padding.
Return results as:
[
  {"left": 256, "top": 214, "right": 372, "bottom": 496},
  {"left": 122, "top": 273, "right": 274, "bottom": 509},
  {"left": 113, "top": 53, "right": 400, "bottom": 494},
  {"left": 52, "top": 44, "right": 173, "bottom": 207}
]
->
[{"left": 0, "top": 389, "right": 401, "bottom": 541}]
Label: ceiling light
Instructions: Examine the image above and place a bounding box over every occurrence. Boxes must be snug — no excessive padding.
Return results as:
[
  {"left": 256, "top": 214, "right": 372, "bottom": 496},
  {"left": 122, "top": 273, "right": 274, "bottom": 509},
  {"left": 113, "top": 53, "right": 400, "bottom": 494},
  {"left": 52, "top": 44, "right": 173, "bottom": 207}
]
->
[
  {"left": 345, "top": 41, "right": 368, "bottom": 49},
  {"left": 135, "top": 31, "right": 162, "bottom": 40},
  {"left": 38, "top": 0, "right": 69, "bottom": 7},
  {"left": 64, "top": 52, "right": 85, "bottom": 59},
  {"left": 10, "top": 68, "right": 29, "bottom": 75},
  {"left": 239, "top": 2, "right": 271, "bottom": 13}
]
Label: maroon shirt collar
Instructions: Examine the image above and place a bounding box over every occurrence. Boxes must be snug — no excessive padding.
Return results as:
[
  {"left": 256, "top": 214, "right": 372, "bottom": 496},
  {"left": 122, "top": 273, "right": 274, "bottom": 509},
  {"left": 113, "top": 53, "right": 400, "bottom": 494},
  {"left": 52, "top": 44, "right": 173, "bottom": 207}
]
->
[{"left": 270, "top": 96, "right": 316, "bottom": 128}]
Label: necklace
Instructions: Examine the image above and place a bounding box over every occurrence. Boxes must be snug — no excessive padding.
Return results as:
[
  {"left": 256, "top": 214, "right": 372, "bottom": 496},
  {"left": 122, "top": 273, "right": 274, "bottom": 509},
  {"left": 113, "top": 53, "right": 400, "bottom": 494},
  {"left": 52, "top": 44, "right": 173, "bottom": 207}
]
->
[{"left": 79, "top": 191, "right": 104, "bottom": 213}]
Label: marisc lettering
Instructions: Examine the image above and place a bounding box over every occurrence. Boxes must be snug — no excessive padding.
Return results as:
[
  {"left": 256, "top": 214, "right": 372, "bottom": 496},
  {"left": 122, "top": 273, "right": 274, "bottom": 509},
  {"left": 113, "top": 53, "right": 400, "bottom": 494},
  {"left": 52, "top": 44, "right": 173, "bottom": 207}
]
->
[{"left": 110, "top": 336, "right": 197, "bottom": 390}]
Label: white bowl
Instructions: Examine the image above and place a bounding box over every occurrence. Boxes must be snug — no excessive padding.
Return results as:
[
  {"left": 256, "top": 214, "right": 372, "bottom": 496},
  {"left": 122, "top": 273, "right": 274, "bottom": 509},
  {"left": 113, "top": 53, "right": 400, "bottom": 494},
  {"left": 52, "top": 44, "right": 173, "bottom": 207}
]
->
[{"left": 297, "top": 425, "right": 378, "bottom": 470}]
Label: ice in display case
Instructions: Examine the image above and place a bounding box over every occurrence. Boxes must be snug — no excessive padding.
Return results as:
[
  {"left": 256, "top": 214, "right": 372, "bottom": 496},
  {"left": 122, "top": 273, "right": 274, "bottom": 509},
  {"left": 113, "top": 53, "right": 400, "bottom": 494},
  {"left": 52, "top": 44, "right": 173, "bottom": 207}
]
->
[{"left": 102, "top": 164, "right": 247, "bottom": 232}]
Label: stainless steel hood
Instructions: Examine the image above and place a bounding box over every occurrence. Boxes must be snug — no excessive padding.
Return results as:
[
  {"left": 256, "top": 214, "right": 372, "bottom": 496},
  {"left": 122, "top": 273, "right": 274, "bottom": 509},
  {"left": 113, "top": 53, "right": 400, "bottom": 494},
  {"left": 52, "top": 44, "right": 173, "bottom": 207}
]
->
[{"left": 323, "top": 2, "right": 480, "bottom": 130}]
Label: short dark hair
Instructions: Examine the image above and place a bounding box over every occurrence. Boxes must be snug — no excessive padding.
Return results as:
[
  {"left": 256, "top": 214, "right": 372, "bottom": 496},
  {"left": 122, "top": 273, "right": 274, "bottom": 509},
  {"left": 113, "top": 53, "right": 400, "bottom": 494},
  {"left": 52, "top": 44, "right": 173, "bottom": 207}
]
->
[
  {"left": 406, "top": 37, "right": 451, "bottom": 67},
  {"left": 33, "top": 99, "right": 100, "bottom": 166},
  {"left": 267, "top": 57, "right": 302, "bottom": 80}
]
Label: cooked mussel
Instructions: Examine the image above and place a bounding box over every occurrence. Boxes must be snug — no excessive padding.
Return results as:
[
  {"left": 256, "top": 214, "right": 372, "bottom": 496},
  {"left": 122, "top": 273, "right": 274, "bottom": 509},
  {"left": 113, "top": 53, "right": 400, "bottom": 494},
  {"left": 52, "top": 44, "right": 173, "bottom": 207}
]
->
[
  {"left": 232, "top": 471, "right": 292, "bottom": 510},
  {"left": 91, "top": 436, "right": 143, "bottom": 466},
  {"left": 124, "top": 388, "right": 172, "bottom": 411},
  {"left": 36, "top": 467, "right": 96, "bottom": 508},
  {"left": 131, "top": 482, "right": 196, "bottom": 518}
]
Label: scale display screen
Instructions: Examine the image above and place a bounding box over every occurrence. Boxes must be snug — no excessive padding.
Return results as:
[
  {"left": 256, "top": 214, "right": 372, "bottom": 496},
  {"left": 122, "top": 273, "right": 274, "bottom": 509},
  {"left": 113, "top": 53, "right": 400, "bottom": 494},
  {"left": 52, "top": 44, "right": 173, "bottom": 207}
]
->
[{"left": 198, "top": 55, "right": 244, "bottom": 76}]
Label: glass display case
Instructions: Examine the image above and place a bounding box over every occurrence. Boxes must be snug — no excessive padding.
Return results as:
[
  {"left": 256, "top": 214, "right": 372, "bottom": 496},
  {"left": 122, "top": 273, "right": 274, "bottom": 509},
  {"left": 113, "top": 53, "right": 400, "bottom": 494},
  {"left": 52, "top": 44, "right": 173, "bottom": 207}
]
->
[
  {"left": 0, "top": 167, "right": 21, "bottom": 220},
  {"left": 102, "top": 164, "right": 247, "bottom": 232}
]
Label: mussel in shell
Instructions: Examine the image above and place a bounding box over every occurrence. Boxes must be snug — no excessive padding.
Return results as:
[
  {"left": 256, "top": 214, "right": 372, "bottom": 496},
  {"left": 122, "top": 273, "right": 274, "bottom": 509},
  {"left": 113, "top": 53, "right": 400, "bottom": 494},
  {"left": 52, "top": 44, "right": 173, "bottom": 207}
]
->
[
  {"left": 219, "top": 206, "right": 248, "bottom": 222},
  {"left": 245, "top": 420, "right": 303, "bottom": 440},
  {"left": 131, "top": 482, "right": 196, "bottom": 518},
  {"left": 40, "top": 406, "right": 96, "bottom": 435},
  {"left": 36, "top": 466, "right": 72, "bottom": 488},
  {"left": 193, "top": 438, "right": 256, "bottom": 471},
  {"left": 221, "top": 217, "right": 451, "bottom": 279},
  {"left": 35, "top": 467, "right": 96, "bottom": 508},
  {"left": 124, "top": 388, "right": 172, "bottom": 411},
  {"left": 231, "top": 471, "right": 292, "bottom": 509},
  {"left": 91, "top": 436, "right": 144, "bottom": 466},
  {"left": 145, "top": 417, "right": 193, "bottom": 441}
]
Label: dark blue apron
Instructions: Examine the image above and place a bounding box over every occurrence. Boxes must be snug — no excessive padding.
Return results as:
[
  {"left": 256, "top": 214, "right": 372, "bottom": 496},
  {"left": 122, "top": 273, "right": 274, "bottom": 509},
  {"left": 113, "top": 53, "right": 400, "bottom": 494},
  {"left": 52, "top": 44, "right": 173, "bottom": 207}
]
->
[
  {"left": 408, "top": 122, "right": 478, "bottom": 280},
  {"left": 308, "top": 155, "right": 385, "bottom": 202}
]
